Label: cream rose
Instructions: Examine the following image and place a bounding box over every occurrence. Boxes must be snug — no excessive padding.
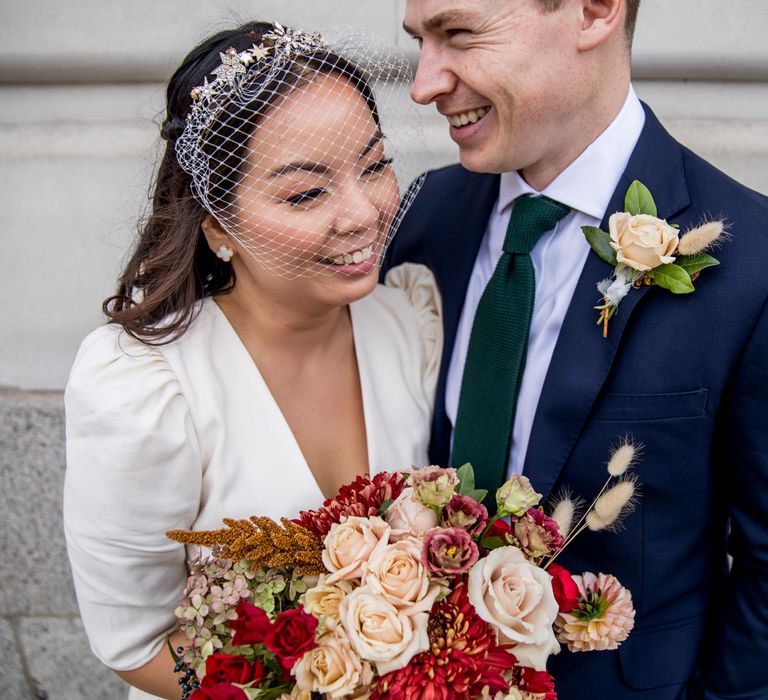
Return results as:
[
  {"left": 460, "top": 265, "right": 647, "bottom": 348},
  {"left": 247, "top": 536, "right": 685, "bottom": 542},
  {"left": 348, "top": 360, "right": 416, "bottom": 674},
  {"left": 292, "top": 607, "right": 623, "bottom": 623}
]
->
[
  {"left": 384, "top": 487, "right": 438, "bottom": 541},
  {"left": 338, "top": 586, "right": 429, "bottom": 675},
  {"left": 468, "top": 546, "right": 560, "bottom": 671},
  {"left": 609, "top": 211, "right": 679, "bottom": 271},
  {"left": 323, "top": 517, "right": 390, "bottom": 583},
  {"left": 301, "top": 575, "right": 354, "bottom": 625},
  {"left": 362, "top": 537, "right": 441, "bottom": 614},
  {"left": 293, "top": 627, "right": 373, "bottom": 699}
]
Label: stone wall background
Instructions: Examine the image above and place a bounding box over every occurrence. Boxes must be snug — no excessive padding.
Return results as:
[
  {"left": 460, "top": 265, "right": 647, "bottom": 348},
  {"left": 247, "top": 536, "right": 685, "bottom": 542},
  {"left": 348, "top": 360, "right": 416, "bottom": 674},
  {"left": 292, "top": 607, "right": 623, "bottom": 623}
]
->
[{"left": 1, "top": 1, "right": 766, "bottom": 697}]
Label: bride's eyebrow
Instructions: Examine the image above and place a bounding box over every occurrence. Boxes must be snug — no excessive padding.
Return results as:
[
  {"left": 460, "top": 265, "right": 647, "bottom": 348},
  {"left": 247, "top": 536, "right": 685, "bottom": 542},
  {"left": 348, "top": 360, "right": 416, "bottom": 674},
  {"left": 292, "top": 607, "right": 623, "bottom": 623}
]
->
[
  {"left": 269, "top": 161, "right": 330, "bottom": 179},
  {"left": 360, "top": 130, "right": 384, "bottom": 159},
  {"left": 269, "top": 130, "right": 384, "bottom": 178}
]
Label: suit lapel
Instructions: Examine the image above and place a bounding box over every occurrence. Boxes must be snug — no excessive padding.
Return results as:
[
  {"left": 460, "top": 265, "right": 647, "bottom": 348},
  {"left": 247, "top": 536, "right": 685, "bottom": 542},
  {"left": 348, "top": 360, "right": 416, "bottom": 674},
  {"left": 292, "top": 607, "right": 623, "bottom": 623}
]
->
[
  {"left": 430, "top": 171, "right": 499, "bottom": 465},
  {"left": 523, "top": 106, "right": 691, "bottom": 500}
]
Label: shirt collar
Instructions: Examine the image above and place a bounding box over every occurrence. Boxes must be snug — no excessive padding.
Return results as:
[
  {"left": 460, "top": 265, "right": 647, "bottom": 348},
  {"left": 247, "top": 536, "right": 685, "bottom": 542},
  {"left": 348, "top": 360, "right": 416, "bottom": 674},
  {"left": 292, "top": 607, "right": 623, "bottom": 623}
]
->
[{"left": 497, "top": 86, "right": 646, "bottom": 220}]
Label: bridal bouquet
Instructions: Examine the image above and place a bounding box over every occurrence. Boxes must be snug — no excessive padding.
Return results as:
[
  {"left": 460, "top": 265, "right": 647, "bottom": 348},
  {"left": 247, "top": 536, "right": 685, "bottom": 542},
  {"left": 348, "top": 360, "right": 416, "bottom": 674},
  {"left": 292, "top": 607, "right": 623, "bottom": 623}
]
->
[{"left": 168, "top": 445, "right": 639, "bottom": 700}]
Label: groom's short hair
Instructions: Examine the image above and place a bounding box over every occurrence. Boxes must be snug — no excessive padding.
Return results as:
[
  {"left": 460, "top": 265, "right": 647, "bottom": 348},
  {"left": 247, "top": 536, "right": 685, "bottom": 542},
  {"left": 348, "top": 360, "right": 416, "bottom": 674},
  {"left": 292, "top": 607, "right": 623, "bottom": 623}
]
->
[{"left": 536, "top": 0, "right": 640, "bottom": 44}]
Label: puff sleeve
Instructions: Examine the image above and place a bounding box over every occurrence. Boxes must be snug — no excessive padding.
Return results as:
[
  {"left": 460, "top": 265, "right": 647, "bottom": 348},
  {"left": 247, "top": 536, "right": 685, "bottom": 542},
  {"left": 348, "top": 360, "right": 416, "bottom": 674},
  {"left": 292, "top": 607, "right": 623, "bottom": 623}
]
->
[
  {"left": 63, "top": 325, "right": 202, "bottom": 671},
  {"left": 384, "top": 262, "right": 443, "bottom": 407}
]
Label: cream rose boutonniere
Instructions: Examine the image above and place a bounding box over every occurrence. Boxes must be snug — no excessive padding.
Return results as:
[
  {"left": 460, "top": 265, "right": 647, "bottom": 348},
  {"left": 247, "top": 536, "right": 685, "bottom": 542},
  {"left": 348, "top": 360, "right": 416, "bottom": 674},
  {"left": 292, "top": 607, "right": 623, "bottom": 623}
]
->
[{"left": 583, "top": 180, "right": 725, "bottom": 337}]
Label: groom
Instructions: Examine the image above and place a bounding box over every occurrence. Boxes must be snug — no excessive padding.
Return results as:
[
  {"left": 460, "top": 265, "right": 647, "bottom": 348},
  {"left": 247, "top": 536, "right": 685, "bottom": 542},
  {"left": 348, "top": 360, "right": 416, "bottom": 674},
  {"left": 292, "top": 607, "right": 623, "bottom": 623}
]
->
[{"left": 386, "top": 1, "right": 768, "bottom": 698}]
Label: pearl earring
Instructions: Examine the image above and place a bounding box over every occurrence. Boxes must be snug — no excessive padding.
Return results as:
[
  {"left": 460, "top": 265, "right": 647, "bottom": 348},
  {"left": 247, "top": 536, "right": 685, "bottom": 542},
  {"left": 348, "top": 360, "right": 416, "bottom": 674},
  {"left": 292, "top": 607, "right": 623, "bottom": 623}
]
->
[{"left": 216, "top": 244, "right": 234, "bottom": 262}]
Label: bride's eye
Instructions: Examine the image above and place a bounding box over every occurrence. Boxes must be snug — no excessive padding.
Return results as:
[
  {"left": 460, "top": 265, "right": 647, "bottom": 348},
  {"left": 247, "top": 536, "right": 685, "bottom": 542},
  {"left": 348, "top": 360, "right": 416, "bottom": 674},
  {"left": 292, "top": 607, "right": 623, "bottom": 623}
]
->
[
  {"left": 361, "top": 157, "right": 394, "bottom": 177},
  {"left": 285, "top": 187, "right": 327, "bottom": 206}
]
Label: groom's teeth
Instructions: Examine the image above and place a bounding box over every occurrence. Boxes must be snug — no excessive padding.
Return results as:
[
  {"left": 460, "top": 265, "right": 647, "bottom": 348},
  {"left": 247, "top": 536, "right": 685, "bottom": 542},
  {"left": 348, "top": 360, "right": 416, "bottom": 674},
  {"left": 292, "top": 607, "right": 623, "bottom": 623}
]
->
[
  {"left": 331, "top": 245, "right": 373, "bottom": 265},
  {"left": 448, "top": 106, "right": 489, "bottom": 127}
]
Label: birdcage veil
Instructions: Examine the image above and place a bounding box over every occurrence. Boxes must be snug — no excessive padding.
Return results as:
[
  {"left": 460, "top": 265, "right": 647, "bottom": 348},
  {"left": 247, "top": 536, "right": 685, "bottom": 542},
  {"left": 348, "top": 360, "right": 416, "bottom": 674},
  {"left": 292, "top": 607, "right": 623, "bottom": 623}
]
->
[{"left": 175, "top": 22, "right": 424, "bottom": 280}]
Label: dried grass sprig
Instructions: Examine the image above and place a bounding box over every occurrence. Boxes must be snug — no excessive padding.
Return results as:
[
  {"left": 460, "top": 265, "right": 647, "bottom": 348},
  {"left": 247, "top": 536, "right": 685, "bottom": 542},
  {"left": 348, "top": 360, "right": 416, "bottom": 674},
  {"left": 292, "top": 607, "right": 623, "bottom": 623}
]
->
[
  {"left": 167, "top": 516, "right": 325, "bottom": 576},
  {"left": 586, "top": 478, "right": 638, "bottom": 532},
  {"left": 548, "top": 488, "right": 584, "bottom": 540},
  {"left": 677, "top": 220, "right": 727, "bottom": 256},
  {"left": 607, "top": 440, "right": 638, "bottom": 477},
  {"left": 543, "top": 441, "right": 641, "bottom": 570}
]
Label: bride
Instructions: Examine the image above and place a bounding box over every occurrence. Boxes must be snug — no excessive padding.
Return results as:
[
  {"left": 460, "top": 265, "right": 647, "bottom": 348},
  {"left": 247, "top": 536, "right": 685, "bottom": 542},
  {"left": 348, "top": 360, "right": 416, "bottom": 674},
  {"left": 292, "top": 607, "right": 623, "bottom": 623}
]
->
[{"left": 63, "top": 21, "right": 440, "bottom": 699}]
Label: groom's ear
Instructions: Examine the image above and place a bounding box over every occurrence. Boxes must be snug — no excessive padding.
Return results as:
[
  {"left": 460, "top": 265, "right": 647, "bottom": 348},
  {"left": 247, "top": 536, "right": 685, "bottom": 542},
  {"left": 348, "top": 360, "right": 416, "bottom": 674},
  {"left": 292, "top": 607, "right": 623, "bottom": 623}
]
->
[{"left": 576, "top": 0, "right": 626, "bottom": 52}]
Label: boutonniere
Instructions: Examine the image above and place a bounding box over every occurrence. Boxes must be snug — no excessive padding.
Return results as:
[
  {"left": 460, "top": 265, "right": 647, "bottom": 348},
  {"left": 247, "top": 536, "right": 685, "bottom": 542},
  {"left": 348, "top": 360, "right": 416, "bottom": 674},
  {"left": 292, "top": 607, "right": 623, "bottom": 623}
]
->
[{"left": 582, "top": 180, "right": 725, "bottom": 337}]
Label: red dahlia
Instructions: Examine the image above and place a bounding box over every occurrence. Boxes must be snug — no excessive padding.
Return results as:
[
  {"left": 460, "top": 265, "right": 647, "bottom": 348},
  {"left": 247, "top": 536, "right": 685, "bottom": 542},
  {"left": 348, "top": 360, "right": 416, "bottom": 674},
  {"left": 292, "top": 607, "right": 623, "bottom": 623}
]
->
[
  {"left": 371, "top": 582, "right": 517, "bottom": 700},
  {"left": 296, "top": 471, "right": 406, "bottom": 538}
]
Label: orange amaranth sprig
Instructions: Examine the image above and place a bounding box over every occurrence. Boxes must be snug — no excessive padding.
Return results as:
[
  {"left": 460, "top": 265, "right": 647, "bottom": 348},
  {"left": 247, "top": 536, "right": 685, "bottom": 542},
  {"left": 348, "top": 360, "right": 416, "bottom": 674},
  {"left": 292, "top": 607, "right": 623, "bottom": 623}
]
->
[{"left": 167, "top": 516, "right": 325, "bottom": 576}]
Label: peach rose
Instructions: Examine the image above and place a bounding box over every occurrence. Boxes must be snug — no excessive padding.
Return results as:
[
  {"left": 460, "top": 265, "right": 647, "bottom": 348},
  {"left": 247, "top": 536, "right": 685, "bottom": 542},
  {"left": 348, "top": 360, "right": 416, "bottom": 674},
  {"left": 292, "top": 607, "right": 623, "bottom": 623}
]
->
[
  {"left": 363, "top": 537, "right": 442, "bottom": 614},
  {"left": 293, "top": 626, "right": 373, "bottom": 699},
  {"left": 468, "top": 547, "right": 560, "bottom": 671},
  {"left": 323, "top": 516, "right": 390, "bottom": 583},
  {"left": 384, "top": 487, "right": 438, "bottom": 541},
  {"left": 338, "top": 586, "right": 429, "bottom": 675},
  {"left": 301, "top": 576, "right": 354, "bottom": 625},
  {"left": 609, "top": 211, "right": 679, "bottom": 271}
]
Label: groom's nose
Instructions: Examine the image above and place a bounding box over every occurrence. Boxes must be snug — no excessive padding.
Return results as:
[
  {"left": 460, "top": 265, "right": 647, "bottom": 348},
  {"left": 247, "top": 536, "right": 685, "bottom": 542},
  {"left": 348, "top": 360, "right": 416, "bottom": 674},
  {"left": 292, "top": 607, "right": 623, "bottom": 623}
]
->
[{"left": 410, "top": 44, "right": 456, "bottom": 105}]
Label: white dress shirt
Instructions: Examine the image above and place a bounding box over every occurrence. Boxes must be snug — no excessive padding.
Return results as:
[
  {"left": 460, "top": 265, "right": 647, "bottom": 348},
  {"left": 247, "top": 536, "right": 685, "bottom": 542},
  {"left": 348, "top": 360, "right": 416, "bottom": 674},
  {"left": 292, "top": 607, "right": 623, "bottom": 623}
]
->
[{"left": 445, "top": 87, "right": 646, "bottom": 476}]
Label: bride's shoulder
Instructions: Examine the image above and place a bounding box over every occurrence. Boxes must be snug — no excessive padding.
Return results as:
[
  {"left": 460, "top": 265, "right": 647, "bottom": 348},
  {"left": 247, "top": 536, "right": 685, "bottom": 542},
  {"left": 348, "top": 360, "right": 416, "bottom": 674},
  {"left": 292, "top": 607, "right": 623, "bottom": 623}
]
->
[
  {"left": 379, "top": 262, "right": 442, "bottom": 326},
  {"left": 65, "top": 298, "right": 214, "bottom": 410},
  {"left": 358, "top": 263, "right": 443, "bottom": 383}
]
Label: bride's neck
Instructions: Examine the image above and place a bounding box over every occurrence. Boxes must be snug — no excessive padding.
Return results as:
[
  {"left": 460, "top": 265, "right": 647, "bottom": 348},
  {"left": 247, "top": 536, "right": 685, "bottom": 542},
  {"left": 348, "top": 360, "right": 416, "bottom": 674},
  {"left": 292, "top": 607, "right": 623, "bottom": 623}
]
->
[{"left": 214, "top": 285, "right": 350, "bottom": 360}]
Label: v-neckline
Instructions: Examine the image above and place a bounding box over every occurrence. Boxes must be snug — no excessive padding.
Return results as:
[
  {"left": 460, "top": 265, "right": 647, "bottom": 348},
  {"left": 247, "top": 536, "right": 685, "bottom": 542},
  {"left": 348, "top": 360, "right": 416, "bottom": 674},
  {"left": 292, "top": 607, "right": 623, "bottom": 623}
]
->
[{"left": 206, "top": 297, "right": 374, "bottom": 500}]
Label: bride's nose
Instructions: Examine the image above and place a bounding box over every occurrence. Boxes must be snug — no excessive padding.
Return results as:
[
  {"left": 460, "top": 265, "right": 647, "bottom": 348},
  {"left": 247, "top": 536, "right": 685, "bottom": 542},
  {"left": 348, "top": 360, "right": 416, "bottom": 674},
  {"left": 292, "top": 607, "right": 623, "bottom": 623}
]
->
[{"left": 333, "top": 179, "right": 380, "bottom": 234}]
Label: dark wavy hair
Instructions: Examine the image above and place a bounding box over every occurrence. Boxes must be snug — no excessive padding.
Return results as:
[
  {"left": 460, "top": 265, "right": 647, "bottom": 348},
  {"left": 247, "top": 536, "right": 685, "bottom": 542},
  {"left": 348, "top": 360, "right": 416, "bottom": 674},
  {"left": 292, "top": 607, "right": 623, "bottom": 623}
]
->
[{"left": 104, "top": 21, "right": 378, "bottom": 343}]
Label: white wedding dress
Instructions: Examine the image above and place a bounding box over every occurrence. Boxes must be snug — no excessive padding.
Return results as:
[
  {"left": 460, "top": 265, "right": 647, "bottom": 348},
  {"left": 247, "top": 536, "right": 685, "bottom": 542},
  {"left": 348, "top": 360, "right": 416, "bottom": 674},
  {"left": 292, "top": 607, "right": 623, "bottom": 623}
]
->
[{"left": 63, "top": 264, "right": 441, "bottom": 700}]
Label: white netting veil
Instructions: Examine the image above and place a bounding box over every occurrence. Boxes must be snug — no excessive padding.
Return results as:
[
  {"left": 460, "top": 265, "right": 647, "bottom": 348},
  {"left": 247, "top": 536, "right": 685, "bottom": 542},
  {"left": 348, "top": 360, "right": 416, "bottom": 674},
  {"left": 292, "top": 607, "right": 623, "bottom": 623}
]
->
[{"left": 175, "top": 22, "right": 424, "bottom": 280}]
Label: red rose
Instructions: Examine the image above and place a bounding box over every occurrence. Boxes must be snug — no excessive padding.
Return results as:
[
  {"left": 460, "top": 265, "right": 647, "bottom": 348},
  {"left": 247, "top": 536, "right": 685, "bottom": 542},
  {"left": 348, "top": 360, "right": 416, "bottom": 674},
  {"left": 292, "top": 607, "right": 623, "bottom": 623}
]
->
[
  {"left": 485, "top": 518, "right": 511, "bottom": 539},
  {"left": 548, "top": 562, "right": 581, "bottom": 613},
  {"left": 201, "top": 653, "right": 264, "bottom": 688},
  {"left": 264, "top": 607, "right": 319, "bottom": 671},
  {"left": 190, "top": 682, "right": 248, "bottom": 700},
  {"left": 229, "top": 600, "right": 272, "bottom": 646}
]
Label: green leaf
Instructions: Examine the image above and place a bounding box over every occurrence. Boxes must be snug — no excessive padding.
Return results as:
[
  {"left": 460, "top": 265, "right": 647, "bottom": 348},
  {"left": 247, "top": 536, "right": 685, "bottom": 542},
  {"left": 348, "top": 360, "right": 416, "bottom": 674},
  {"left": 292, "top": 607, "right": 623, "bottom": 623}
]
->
[
  {"left": 457, "top": 463, "right": 476, "bottom": 496},
  {"left": 652, "top": 263, "right": 695, "bottom": 294},
  {"left": 465, "top": 488, "right": 488, "bottom": 503},
  {"left": 379, "top": 498, "right": 394, "bottom": 517},
  {"left": 582, "top": 225, "right": 618, "bottom": 266},
  {"left": 676, "top": 253, "right": 720, "bottom": 277},
  {"left": 624, "top": 180, "right": 657, "bottom": 217},
  {"left": 479, "top": 536, "right": 506, "bottom": 550}
]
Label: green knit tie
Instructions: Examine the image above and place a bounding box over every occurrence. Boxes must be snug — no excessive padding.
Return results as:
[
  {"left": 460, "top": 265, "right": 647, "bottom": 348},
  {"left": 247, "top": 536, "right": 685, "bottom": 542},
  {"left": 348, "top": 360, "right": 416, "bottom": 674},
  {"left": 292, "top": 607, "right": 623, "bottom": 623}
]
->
[{"left": 452, "top": 194, "right": 570, "bottom": 498}]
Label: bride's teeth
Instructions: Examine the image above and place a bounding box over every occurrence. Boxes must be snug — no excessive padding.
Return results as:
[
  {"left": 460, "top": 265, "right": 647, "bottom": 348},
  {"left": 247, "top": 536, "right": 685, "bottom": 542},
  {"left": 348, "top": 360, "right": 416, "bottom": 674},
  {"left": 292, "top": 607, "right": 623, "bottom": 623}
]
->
[{"left": 330, "top": 245, "right": 374, "bottom": 265}]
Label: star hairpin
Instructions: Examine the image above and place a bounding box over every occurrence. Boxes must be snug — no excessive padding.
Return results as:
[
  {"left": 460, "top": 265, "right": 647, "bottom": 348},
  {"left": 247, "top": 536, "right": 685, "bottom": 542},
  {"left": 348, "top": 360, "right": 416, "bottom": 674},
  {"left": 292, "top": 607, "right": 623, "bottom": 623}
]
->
[{"left": 211, "top": 48, "right": 247, "bottom": 84}]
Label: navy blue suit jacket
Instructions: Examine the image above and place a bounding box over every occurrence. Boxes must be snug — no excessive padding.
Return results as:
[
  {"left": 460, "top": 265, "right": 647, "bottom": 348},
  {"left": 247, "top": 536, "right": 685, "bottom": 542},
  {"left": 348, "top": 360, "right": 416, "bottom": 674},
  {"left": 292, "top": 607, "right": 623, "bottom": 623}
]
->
[{"left": 384, "top": 106, "right": 768, "bottom": 699}]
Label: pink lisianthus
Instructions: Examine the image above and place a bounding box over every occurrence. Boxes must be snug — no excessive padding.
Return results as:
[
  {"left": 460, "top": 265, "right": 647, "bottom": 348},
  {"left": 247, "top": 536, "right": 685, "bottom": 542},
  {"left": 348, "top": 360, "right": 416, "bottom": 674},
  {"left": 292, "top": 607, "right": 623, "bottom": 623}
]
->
[
  {"left": 441, "top": 494, "right": 489, "bottom": 536},
  {"left": 407, "top": 466, "right": 459, "bottom": 509},
  {"left": 555, "top": 572, "right": 635, "bottom": 652},
  {"left": 422, "top": 527, "right": 479, "bottom": 576},
  {"left": 511, "top": 507, "right": 565, "bottom": 560}
]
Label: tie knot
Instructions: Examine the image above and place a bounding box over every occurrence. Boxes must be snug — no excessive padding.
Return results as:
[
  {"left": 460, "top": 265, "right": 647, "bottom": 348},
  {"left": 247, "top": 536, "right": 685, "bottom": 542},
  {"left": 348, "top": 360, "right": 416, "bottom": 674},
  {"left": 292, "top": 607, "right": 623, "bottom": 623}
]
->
[{"left": 502, "top": 194, "right": 570, "bottom": 255}]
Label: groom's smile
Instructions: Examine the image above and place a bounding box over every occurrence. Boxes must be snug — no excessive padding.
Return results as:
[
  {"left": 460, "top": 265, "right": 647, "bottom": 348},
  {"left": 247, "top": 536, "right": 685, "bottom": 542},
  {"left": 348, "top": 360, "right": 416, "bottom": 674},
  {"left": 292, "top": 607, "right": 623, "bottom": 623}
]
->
[{"left": 404, "top": 0, "right": 595, "bottom": 186}]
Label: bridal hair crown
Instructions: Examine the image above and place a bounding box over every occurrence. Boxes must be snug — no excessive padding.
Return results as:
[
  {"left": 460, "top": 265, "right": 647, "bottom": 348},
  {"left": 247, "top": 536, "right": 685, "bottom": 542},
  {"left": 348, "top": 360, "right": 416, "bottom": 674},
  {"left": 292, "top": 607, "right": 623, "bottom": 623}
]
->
[{"left": 185, "top": 23, "right": 328, "bottom": 129}]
